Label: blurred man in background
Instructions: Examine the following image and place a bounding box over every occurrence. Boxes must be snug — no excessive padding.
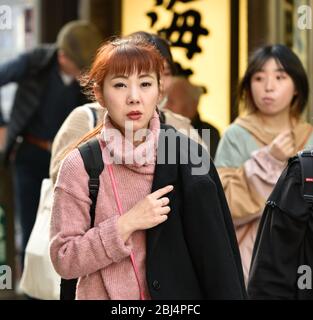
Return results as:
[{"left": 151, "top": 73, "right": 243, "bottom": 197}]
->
[{"left": 0, "top": 20, "right": 102, "bottom": 269}]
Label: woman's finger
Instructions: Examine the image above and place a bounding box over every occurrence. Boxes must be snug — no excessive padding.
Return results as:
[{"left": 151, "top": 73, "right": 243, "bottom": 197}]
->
[
  {"left": 151, "top": 185, "right": 174, "bottom": 200},
  {"left": 157, "top": 197, "right": 170, "bottom": 207}
]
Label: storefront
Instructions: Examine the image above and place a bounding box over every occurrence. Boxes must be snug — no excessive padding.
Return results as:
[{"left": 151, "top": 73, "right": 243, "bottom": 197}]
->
[{"left": 122, "top": 0, "right": 246, "bottom": 134}]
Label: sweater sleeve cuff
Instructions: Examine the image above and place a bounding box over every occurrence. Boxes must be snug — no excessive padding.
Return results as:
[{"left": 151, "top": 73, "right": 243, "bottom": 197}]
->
[
  {"left": 259, "top": 145, "right": 286, "bottom": 167},
  {"left": 99, "top": 215, "right": 132, "bottom": 263},
  {"left": 250, "top": 146, "right": 286, "bottom": 179}
]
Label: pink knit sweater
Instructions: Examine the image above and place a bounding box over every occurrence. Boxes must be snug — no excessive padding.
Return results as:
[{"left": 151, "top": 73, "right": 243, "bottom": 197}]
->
[{"left": 50, "top": 111, "right": 160, "bottom": 300}]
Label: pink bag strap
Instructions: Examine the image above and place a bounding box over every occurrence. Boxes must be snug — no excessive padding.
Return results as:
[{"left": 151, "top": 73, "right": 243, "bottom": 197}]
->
[{"left": 106, "top": 162, "right": 145, "bottom": 300}]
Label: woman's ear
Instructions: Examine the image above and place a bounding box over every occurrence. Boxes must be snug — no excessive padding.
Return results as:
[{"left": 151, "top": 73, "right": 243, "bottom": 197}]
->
[{"left": 93, "top": 83, "right": 105, "bottom": 108}]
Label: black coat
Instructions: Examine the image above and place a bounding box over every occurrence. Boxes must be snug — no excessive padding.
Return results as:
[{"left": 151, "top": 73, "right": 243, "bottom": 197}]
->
[
  {"left": 248, "top": 157, "right": 313, "bottom": 300},
  {"left": 146, "top": 127, "right": 246, "bottom": 299},
  {"left": 0, "top": 45, "right": 56, "bottom": 160},
  {"left": 0, "top": 45, "right": 87, "bottom": 162}
]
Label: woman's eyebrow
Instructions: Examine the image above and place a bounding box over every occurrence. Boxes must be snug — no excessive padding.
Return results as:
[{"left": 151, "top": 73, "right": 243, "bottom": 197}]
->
[
  {"left": 254, "top": 67, "right": 286, "bottom": 73},
  {"left": 139, "top": 74, "right": 155, "bottom": 79},
  {"left": 111, "top": 75, "right": 128, "bottom": 80}
]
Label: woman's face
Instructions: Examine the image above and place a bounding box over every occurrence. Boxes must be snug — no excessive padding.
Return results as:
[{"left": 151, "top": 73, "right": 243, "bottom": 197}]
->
[
  {"left": 250, "top": 58, "right": 297, "bottom": 117},
  {"left": 97, "top": 71, "right": 160, "bottom": 134}
]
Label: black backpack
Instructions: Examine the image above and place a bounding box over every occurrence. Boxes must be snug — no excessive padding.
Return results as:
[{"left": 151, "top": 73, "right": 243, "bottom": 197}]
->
[
  {"left": 60, "top": 108, "right": 103, "bottom": 300},
  {"left": 60, "top": 137, "right": 104, "bottom": 300},
  {"left": 298, "top": 150, "right": 313, "bottom": 205}
]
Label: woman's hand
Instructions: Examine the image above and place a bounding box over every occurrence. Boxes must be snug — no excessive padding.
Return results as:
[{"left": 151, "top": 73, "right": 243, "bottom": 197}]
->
[
  {"left": 269, "top": 130, "right": 295, "bottom": 162},
  {"left": 117, "top": 185, "right": 173, "bottom": 242}
]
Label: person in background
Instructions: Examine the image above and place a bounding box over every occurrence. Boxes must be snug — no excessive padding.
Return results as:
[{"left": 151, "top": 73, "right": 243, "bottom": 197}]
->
[
  {"left": 50, "top": 36, "right": 246, "bottom": 300},
  {"left": 165, "top": 76, "right": 220, "bottom": 158},
  {"left": 0, "top": 20, "right": 102, "bottom": 268},
  {"left": 214, "top": 44, "right": 313, "bottom": 285}
]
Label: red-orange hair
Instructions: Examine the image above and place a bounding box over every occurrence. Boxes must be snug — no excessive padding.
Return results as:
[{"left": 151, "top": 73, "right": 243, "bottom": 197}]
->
[
  {"left": 61, "top": 36, "right": 164, "bottom": 160},
  {"left": 80, "top": 36, "right": 165, "bottom": 100}
]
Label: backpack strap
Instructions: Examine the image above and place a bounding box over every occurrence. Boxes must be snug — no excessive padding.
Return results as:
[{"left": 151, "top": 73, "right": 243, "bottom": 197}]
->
[
  {"left": 89, "top": 107, "right": 98, "bottom": 128},
  {"left": 78, "top": 138, "right": 104, "bottom": 227},
  {"left": 159, "top": 110, "right": 166, "bottom": 124},
  {"left": 298, "top": 150, "right": 313, "bottom": 205},
  {"left": 84, "top": 105, "right": 98, "bottom": 128},
  {"left": 60, "top": 138, "right": 104, "bottom": 300}
]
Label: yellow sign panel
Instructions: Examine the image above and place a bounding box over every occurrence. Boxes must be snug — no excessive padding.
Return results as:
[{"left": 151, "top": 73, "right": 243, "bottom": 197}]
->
[{"left": 122, "top": 0, "right": 230, "bottom": 134}]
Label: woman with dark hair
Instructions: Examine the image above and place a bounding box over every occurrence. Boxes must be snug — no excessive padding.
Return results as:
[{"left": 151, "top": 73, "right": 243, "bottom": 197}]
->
[
  {"left": 214, "top": 44, "right": 313, "bottom": 285},
  {"left": 49, "top": 36, "right": 246, "bottom": 300}
]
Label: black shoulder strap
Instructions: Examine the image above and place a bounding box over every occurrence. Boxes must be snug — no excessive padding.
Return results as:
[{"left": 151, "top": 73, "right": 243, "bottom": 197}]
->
[
  {"left": 298, "top": 150, "right": 313, "bottom": 205},
  {"left": 159, "top": 110, "right": 166, "bottom": 124},
  {"left": 78, "top": 138, "right": 104, "bottom": 227},
  {"left": 88, "top": 106, "right": 98, "bottom": 128},
  {"left": 60, "top": 138, "right": 104, "bottom": 300}
]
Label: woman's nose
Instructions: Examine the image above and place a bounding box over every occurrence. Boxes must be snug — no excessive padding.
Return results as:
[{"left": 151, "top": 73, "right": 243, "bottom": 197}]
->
[
  {"left": 264, "top": 77, "right": 275, "bottom": 92},
  {"left": 127, "top": 86, "right": 140, "bottom": 104}
]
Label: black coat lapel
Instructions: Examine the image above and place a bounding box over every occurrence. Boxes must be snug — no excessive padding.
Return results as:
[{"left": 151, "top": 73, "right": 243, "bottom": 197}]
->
[{"left": 146, "top": 124, "right": 179, "bottom": 256}]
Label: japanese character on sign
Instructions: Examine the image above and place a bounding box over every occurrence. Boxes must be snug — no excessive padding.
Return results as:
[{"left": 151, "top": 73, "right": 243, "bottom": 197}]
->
[
  {"left": 147, "top": 1, "right": 209, "bottom": 59},
  {"left": 154, "top": 0, "right": 197, "bottom": 10}
]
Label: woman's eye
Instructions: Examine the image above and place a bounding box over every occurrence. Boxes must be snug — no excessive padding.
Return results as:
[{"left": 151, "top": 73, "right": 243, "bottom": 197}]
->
[
  {"left": 141, "top": 82, "right": 152, "bottom": 87},
  {"left": 276, "top": 74, "right": 286, "bottom": 80},
  {"left": 114, "top": 83, "right": 126, "bottom": 88},
  {"left": 253, "top": 76, "right": 263, "bottom": 82}
]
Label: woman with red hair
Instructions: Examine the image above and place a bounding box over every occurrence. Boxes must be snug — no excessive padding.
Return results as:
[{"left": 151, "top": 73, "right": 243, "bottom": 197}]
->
[{"left": 49, "top": 36, "right": 246, "bottom": 300}]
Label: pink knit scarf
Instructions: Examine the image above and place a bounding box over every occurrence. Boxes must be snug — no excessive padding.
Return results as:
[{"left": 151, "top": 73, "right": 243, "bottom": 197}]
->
[{"left": 100, "top": 111, "right": 160, "bottom": 174}]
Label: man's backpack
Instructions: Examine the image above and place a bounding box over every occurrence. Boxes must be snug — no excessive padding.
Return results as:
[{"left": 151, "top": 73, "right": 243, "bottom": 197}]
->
[
  {"left": 60, "top": 137, "right": 104, "bottom": 300},
  {"left": 298, "top": 150, "right": 313, "bottom": 206}
]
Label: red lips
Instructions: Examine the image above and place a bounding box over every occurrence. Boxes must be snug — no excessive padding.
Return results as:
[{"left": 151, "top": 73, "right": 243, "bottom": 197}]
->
[{"left": 127, "top": 111, "right": 142, "bottom": 120}]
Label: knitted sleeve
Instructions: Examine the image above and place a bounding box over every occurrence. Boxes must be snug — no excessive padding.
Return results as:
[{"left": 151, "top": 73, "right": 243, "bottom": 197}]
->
[{"left": 50, "top": 148, "right": 132, "bottom": 279}]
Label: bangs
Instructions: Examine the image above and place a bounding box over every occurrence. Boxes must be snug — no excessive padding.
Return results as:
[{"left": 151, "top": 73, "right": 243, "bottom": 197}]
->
[
  {"left": 81, "top": 37, "right": 165, "bottom": 100},
  {"left": 253, "top": 57, "right": 284, "bottom": 73},
  {"left": 105, "top": 45, "right": 163, "bottom": 77},
  {"left": 250, "top": 47, "right": 286, "bottom": 75}
]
